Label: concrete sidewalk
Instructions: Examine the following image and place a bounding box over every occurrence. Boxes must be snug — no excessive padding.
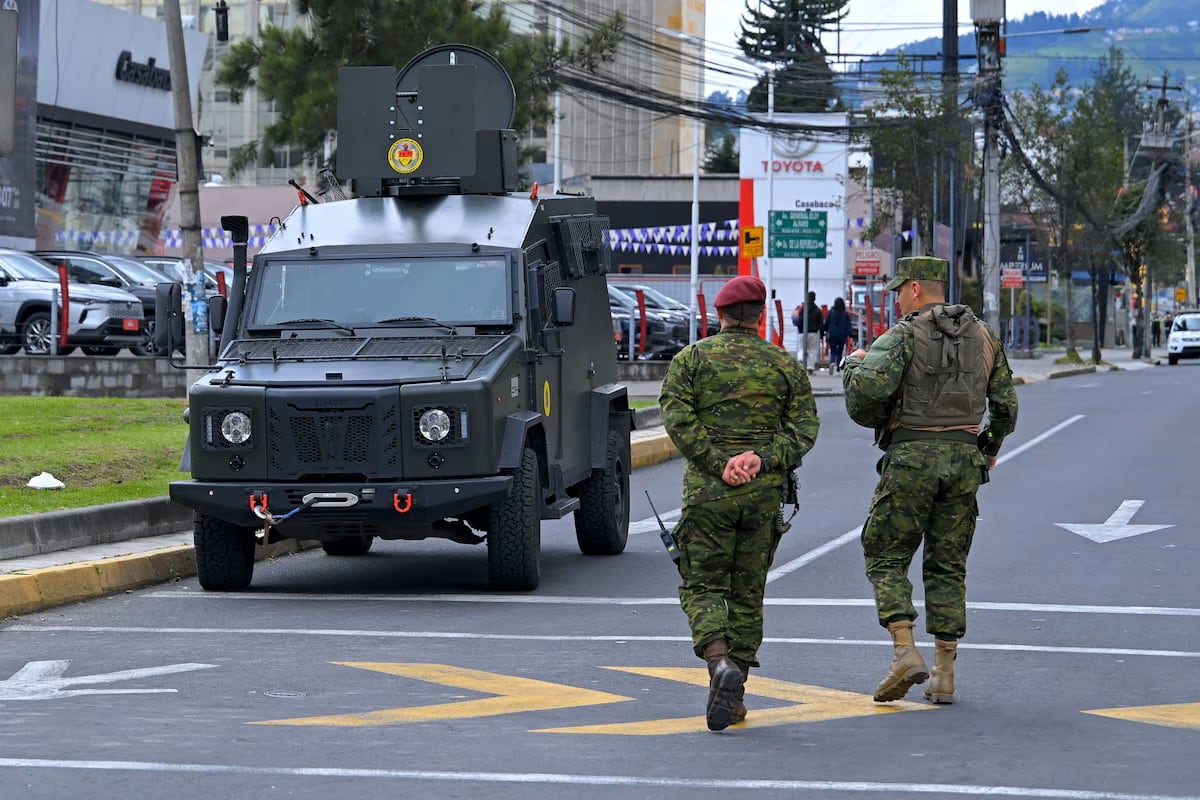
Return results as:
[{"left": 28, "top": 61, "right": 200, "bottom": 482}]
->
[{"left": 0, "top": 345, "right": 1158, "bottom": 617}]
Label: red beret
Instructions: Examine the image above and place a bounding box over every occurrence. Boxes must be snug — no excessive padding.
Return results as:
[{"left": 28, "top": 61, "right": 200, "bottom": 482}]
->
[{"left": 714, "top": 275, "right": 766, "bottom": 308}]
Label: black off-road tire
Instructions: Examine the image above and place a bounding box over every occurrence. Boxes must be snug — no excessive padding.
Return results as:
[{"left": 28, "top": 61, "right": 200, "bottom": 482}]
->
[
  {"left": 321, "top": 536, "right": 374, "bottom": 556},
  {"left": 194, "top": 513, "right": 257, "bottom": 591},
  {"left": 574, "top": 430, "right": 630, "bottom": 555},
  {"left": 487, "top": 446, "right": 541, "bottom": 590},
  {"left": 1168, "top": 354, "right": 1178, "bottom": 365}
]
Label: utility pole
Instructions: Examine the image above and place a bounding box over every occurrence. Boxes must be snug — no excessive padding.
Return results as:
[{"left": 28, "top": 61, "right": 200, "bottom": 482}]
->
[
  {"left": 1139, "top": 72, "right": 1183, "bottom": 358},
  {"left": 943, "top": 0, "right": 958, "bottom": 302},
  {"left": 552, "top": 13, "right": 562, "bottom": 196},
  {"left": 972, "top": 0, "right": 1004, "bottom": 332},
  {"left": 1187, "top": 111, "right": 1196, "bottom": 308},
  {"left": 163, "top": 0, "right": 209, "bottom": 364}
]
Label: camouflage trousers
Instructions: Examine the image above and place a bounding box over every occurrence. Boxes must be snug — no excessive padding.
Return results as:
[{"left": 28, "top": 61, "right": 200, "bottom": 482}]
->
[
  {"left": 861, "top": 440, "right": 985, "bottom": 640},
  {"left": 674, "top": 483, "right": 782, "bottom": 667}
]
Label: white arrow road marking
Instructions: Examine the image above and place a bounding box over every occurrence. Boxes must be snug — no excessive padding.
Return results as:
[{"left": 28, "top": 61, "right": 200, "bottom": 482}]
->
[
  {"left": 0, "top": 660, "right": 217, "bottom": 700},
  {"left": 1055, "top": 500, "right": 1174, "bottom": 544}
]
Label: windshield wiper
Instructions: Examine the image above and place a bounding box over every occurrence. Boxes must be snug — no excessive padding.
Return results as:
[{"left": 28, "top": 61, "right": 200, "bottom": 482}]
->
[
  {"left": 272, "top": 318, "right": 356, "bottom": 335},
  {"left": 375, "top": 316, "right": 458, "bottom": 334}
]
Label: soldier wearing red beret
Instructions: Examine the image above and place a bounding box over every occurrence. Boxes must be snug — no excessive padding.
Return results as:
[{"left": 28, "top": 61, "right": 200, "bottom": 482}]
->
[{"left": 659, "top": 274, "right": 820, "bottom": 731}]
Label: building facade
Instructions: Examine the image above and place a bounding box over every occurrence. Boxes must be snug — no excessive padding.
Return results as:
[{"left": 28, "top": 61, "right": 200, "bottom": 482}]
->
[{"left": 0, "top": 0, "right": 207, "bottom": 250}]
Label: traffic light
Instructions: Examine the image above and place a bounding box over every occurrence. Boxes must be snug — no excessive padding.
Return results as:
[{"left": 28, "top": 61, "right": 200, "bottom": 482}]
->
[{"left": 214, "top": 0, "right": 229, "bottom": 43}]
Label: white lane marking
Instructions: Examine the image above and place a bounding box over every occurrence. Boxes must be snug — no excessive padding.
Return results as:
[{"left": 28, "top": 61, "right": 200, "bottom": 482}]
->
[
  {"left": 628, "top": 507, "right": 680, "bottom": 535},
  {"left": 766, "top": 527, "right": 862, "bottom": 584},
  {"left": 0, "top": 660, "right": 217, "bottom": 700},
  {"left": 0, "top": 758, "right": 1194, "bottom": 799},
  {"left": 142, "top": 591, "right": 1200, "bottom": 617},
  {"left": 8, "top": 626, "right": 1200, "bottom": 659},
  {"left": 763, "top": 414, "right": 1086, "bottom": 583}
]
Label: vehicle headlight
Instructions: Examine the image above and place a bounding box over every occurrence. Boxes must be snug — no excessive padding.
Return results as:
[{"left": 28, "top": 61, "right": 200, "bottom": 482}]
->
[
  {"left": 220, "top": 411, "right": 252, "bottom": 445},
  {"left": 418, "top": 408, "right": 451, "bottom": 442}
]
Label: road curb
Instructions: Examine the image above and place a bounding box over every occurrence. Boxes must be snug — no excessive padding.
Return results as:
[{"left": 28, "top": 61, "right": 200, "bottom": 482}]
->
[
  {"left": 0, "top": 435, "right": 689, "bottom": 616},
  {"left": 1046, "top": 365, "right": 1097, "bottom": 379},
  {"left": 0, "top": 539, "right": 319, "bottom": 618}
]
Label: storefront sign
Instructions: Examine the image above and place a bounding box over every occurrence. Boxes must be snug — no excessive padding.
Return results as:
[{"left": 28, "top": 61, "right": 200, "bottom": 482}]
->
[{"left": 115, "top": 50, "right": 171, "bottom": 91}]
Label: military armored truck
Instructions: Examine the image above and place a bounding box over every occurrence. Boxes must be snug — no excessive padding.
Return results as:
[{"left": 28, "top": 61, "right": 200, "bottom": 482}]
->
[{"left": 158, "top": 46, "right": 630, "bottom": 591}]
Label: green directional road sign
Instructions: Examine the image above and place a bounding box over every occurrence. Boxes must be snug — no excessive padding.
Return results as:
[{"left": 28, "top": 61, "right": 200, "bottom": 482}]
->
[{"left": 768, "top": 210, "right": 828, "bottom": 259}]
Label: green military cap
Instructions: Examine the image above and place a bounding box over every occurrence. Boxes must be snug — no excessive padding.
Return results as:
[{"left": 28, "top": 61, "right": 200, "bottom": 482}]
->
[{"left": 884, "top": 257, "right": 949, "bottom": 291}]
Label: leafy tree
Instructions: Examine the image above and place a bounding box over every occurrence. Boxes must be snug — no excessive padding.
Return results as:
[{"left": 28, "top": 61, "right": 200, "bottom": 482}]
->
[
  {"left": 703, "top": 134, "right": 739, "bottom": 173},
  {"left": 858, "top": 56, "right": 971, "bottom": 258},
  {"left": 216, "top": 0, "right": 624, "bottom": 176},
  {"left": 737, "top": 0, "right": 847, "bottom": 113}
]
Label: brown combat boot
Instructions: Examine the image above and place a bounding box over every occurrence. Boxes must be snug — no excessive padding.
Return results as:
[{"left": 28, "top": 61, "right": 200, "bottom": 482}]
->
[
  {"left": 730, "top": 663, "right": 750, "bottom": 724},
  {"left": 873, "top": 620, "right": 929, "bottom": 702},
  {"left": 924, "top": 639, "right": 957, "bottom": 704},
  {"left": 701, "top": 640, "right": 744, "bottom": 731}
]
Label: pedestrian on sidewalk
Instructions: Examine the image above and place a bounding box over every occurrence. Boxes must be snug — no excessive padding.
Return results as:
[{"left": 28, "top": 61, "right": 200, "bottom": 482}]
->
[
  {"left": 841, "top": 257, "right": 1018, "bottom": 706},
  {"left": 660, "top": 275, "right": 819, "bottom": 732},
  {"left": 823, "top": 297, "right": 851, "bottom": 373},
  {"left": 1151, "top": 313, "right": 1162, "bottom": 347},
  {"left": 792, "top": 291, "right": 824, "bottom": 372}
]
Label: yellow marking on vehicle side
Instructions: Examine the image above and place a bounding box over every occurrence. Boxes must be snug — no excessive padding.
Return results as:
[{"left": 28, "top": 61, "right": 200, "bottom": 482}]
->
[
  {"left": 1084, "top": 702, "right": 1200, "bottom": 731},
  {"left": 250, "top": 662, "right": 632, "bottom": 727},
  {"left": 535, "top": 667, "right": 930, "bottom": 735}
]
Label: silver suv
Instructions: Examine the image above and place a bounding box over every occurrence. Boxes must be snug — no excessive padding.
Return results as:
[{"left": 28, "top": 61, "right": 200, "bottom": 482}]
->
[{"left": 0, "top": 248, "right": 144, "bottom": 356}]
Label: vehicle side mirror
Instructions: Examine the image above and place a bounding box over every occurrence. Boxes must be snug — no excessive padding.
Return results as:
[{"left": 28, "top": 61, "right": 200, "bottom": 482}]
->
[
  {"left": 155, "top": 282, "right": 182, "bottom": 355},
  {"left": 208, "top": 294, "right": 228, "bottom": 334},
  {"left": 99, "top": 275, "right": 123, "bottom": 288},
  {"left": 0, "top": 273, "right": 7, "bottom": 287},
  {"left": 552, "top": 287, "right": 576, "bottom": 326}
]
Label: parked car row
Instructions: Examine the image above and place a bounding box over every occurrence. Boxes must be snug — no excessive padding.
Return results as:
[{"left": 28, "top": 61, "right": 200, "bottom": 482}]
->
[
  {"left": 0, "top": 248, "right": 231, "bottom": 357},
  {"left": 608, "top": 283, "right": 720, "bottom": 361}
]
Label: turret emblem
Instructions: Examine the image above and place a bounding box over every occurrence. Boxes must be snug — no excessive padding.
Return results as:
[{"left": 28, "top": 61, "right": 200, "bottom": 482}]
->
[{"left": 387, "top": 138, "right": 424, "bottom": 174}]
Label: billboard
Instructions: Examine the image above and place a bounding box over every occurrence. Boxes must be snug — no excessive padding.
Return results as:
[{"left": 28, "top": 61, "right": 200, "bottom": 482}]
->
[{"left": 0, "top": 0, "right": 38, "bottom": 245}]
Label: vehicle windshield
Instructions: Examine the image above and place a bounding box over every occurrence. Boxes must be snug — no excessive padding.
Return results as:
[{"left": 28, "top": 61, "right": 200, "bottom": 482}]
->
[
  {"left": 247, "top": 256, "right": 511, "bottom": 330},
  {"left": 0, "top": 252, "right": 59, "bottom": 281},
  {"left": 1172, "top": 315, "right": 1200, "bottom": 332},
  {"left": 107, "top": 255, "right": 175, "bottom": 284}
]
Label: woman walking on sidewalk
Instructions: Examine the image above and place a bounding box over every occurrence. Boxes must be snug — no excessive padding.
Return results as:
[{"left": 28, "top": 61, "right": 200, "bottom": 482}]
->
[{"left": 824, "top": 297, "right": 851, "bottom": 373}]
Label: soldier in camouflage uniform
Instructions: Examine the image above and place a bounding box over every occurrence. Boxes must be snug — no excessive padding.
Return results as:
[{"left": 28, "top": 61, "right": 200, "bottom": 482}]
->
[
  {"left": 660, "top": 275, "right": 819, "bottom": 731},
  {"left": 841, "top": 257, "right": 1017, "bottom": 705}
]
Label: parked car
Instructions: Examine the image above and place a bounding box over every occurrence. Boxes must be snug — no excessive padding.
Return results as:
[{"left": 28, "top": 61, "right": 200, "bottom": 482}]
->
[
  {"left": 608, "top": 284, "right": 688, "bottom": 360},
  {"left": 0, "top": 248, "right": 143, "bottom": 356},
  {"left": 610, "top": 282, "right": 719, "bottom": 338},
  {"left": 137, "top": 256, "right": 235, "bottom": 295},
  {"left": 33, "top": 250, "right": 171, "bottom": 356},
  {"left": 1166, "top": 310, "right": 1200, "bottom": 366}
]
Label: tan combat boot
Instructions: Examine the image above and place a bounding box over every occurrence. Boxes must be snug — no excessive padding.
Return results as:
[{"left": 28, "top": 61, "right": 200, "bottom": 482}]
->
[
  {"left": 873, "top": 620, "right": 929, "bottom": 702},
  {"left": 924, "top": 639, "right": 957, "bottom": 704},
  {"left": 701, "top": 640, "right": 744, "bottom": 731}
]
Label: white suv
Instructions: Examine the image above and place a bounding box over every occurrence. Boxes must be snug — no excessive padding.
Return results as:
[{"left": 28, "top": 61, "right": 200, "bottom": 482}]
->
[
  {"left": 1166, "top": 311, "right": 1200, "bottom": 366},
  {"left": 0, "top": 249, "right": 144, "bottom": 356}
]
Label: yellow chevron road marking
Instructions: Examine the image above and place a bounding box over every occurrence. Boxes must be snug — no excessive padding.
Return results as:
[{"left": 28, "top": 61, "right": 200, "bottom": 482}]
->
[
  {"left": 1084, "top": 702, "right": 1200, "bottom": 731},
  {"left": 535, "top": 667, "right": 930, "bottom": 735},
  {"left": 251, "top": 662, "right": 633, "bottom": 727}
]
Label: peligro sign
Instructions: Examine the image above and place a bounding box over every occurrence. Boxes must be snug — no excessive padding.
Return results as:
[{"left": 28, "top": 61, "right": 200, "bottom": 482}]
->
[{"left": 114, "top": 51, "right": 172, "bottom": 91}]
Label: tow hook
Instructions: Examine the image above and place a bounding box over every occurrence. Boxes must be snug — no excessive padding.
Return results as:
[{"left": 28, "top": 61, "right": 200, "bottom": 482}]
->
[
  {"left": 249, "top": 492, "right": 316, "bottom": 542},
  {"left": 393, "top": 492, "right": 413, "bottom": 514}
]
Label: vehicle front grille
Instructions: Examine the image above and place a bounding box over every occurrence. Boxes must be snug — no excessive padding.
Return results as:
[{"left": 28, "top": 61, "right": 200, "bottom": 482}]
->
[
  {"left": 107, "top": 301, "right": 142, "bottom": 318},
  {"left": 228, "top": 335, "right": 502, "bottom": 362},
  {"left": 266, "top": 387, "right": 400, "bottom": 479}
]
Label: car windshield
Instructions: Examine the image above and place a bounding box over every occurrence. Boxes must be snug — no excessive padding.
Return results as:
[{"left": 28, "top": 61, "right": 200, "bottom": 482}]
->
[
  {"left": 107, "top": 255, "right": 174, "bottom": 284},
  {"left": 0, "top": 252, "right": 58, "bottom": 281},
  {"left": 1172, "top": 315, "right": 1200, "bottom": 332},
  {"left": 247, "top": 256, "right": 511, "bottom": 330}
]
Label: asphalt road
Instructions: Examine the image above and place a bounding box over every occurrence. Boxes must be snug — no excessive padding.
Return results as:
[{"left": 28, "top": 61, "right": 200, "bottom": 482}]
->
[{"left": 1, "top": 364, "right": 1198, "bottom": 800}]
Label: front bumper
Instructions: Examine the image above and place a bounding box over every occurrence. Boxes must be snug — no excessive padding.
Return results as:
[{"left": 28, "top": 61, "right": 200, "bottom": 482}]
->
[
  {"left": 69, "top": 318, "right": 144, "bottom": 347},
  {"left": 1167, "top": 341, "right": 1200, "bottom": 358},
  {"left": 170, "top": 476, "right": 513, "bottom": 530}
]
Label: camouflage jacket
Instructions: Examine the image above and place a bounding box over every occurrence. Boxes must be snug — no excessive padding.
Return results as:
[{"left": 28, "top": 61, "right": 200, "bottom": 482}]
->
[
  {"left": 660, "top": 327, "right": 820, "bottom": 505},
  {"left": 841, "top": 304, "right": 1018, "bottom": 451}
]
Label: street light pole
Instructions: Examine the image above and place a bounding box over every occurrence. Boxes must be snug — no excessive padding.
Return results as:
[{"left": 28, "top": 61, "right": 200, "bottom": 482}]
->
[
  {"left": 972, "top": 1, "right": 1004, "bottom": 333},
  {"left": 552, "top": 13, "right": 562, "bottom": 196}
]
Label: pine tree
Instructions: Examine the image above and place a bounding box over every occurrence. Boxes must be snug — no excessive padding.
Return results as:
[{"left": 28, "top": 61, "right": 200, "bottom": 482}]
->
[
  {"left": 737, "top": 0, "right": 847, "bottom": 113},
  {"left": 703, "top": 134, "right": 739, "bottom": 173}
]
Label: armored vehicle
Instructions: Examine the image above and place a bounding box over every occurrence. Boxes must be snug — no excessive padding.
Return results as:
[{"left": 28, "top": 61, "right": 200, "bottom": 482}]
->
[{"left": 158, "top": 46, "right": 630, "bottom": 591}]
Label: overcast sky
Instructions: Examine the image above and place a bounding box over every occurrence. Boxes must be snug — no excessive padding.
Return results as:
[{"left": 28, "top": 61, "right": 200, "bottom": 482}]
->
[{"left": 704, "top": 0, "right": 1108, "bottom": 96}]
